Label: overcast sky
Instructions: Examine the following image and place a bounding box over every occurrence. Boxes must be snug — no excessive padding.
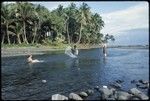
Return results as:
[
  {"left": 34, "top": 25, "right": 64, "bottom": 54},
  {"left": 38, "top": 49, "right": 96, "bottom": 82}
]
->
[{"left": 4, "top": 1, "right": 149, "bottom": 36}]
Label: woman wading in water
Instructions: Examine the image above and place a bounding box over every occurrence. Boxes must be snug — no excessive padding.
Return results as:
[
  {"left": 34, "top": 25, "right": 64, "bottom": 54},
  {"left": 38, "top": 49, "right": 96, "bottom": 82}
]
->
[{"left": 27, "top": 54, "right": 40, "bottom": 63}]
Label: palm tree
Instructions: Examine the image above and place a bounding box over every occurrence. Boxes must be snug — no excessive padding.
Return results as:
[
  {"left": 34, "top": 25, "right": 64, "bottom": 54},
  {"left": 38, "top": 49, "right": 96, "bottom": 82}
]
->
[
  {"left": 64, "top": 14, "right": 71, "bottom": 44},
  {"left": 34, "top": 4, "right": 51, "bottom": 43},
  {"left": 30, "top": 7, "right": 40, "bottom": 44},
  {"left": 1, "top": 23, "right": 6, "bottom": 44},
  {"left": 103, "top": 34, "right": 115, "bottom": 43},
  {"left": 92, "top": 13, "right": 104, "bottom": 32},
  {"left": 52, "top": 5, "right": 70, "bottom": 44},
  {"left": 15, "top": 2, "right": 34, "bottom": 44},
  {"left": 13, "top": 21, "right": 23, "bottom": 44},
  {"left": 76, "top": 3, "right": 91, "bottom": 44},
  {"left": 56, "top": 4, "right": 64, "bottom": 16},
  {"left": 88, "top": 13, "right": 104, "bottom": 44},
  {"left": 1, "top": 2, "right": 107, "bottom": 45},
  {"left": 1, "top": 3, "right": 15, "bottom": 45}
]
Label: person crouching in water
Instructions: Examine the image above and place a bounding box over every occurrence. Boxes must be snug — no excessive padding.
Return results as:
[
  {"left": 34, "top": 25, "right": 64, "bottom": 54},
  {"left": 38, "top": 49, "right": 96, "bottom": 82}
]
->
[
  {"left": 71, "top": 45, "right": 78, "bottom": 56},
  {"left": 27, "top": 54, "right": 39, "bottom": 63},
  {"left": 103, "top": 43, "right": 107, "bottom": 57}
]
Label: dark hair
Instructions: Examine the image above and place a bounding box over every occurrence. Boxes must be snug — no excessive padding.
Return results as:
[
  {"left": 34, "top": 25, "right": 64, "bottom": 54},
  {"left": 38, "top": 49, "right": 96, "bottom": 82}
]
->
[{"left": 29, "top": 54, "right": 32, "bottom": 57}]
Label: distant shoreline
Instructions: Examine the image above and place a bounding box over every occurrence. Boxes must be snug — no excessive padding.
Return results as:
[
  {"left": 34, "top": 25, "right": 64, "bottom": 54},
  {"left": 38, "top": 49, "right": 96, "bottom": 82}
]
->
[
  {"left": 1, "top": 45, "right": 149, "bottom": 57},
  {"left": 108, "top": 45, "right": 149, "bottom": 49}
]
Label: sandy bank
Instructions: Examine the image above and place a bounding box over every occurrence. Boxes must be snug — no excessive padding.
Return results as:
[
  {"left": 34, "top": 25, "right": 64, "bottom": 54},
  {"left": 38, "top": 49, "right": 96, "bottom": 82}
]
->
[
  {"left": 2, "top": 44, "right": 148, "bottom": 57},
  {"left": 1, "top": 45, "right": 101, "bottom": 57}
]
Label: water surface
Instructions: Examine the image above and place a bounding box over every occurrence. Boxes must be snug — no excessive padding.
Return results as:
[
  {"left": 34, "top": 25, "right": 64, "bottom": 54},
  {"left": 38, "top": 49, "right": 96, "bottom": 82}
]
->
[{"left": 2, "top": 48, "right": 149, "bottom": 100}]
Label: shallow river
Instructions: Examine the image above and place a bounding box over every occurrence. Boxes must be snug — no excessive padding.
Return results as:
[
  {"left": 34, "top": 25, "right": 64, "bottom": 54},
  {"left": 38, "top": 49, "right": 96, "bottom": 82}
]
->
[{"left": 2, "top": 48, "right": 149, "bottom": 100}]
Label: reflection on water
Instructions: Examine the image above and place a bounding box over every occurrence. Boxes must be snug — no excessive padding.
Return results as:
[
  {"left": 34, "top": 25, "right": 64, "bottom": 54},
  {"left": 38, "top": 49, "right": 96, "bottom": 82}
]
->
[
  {"left": 102, "top": 56, "right": 107, "bottom": 64},
  {"left": 2, "top": 48, "right": 149, "bottom": 100}
]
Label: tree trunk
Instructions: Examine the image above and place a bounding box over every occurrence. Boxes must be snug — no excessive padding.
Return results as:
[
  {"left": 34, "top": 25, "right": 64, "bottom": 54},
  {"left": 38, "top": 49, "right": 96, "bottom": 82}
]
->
[
  {"left": 6, "top": 24, "right": 10, "bottom": 45},
  {"left": 32, "top": 24, "right": 37, "bottom": 44},
  {"left": 23, "top": 21, "right": 29, "bottom": 44},
  {"left": 66, "top": 21, "right": 70, "bottom": 44},
  {"left": 17, "top": 34, "right": 21, "bottom": 44},
  {"left": 77, "top": 23, "right": 82, "bottom": 44},
  {"left": 13, "top": 37, "right": 15, "bottom": 44},
  {"left": 1, "top": 33, "right": 5, "bottom": 44},
  {"left": 35, "top": 35, "right": 39, "bottom": 43},
  {"left": 87, "top": 37, "right": 90, "bottom": 44},
  {"left": 21, "top": 32, "right": 25, "bottom": 43}
]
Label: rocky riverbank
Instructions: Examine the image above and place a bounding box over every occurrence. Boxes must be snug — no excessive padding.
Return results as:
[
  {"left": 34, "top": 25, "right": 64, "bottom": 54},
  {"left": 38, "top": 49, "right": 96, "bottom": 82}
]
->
[{"left": 51, "top": 79, "right": 149, "bottom": 100}]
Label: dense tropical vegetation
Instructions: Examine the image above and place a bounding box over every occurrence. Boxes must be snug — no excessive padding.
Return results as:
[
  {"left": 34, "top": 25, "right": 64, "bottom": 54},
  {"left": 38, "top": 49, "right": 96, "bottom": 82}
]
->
[{"left": 1, "top": 2, "right": 115, "bottom": 46}]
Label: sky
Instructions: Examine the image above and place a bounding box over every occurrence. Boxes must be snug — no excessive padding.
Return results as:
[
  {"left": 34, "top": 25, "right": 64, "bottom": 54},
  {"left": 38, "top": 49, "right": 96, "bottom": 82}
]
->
[{"left": 3, "top": 1, "right": 149, "bottom": 36}]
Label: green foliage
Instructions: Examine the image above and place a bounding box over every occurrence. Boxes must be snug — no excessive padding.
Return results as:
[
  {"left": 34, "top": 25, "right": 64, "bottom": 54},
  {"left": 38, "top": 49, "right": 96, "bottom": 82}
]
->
[{"left": 1, "top": 2, "right": 115, "bottom": 46}]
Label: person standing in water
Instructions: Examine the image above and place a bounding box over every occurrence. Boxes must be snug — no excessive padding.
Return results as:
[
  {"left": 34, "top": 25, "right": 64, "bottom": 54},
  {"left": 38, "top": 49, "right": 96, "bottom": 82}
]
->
[
  {"left": 102, "top": 43, "right": 107, "bottom": 56},
  {"left": 71, "top": 45, "right": 78, "bottom": 56}
]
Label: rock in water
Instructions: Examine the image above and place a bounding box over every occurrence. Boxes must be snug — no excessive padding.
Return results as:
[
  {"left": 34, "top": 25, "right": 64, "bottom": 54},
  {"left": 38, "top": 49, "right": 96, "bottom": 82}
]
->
[
  {"left": 42, "top": 80, "right": 46, "bottom": 83},
  {"left": 136, "top": 83, "right": 142, "bottom": 87},
  {"left": 129, "top": 88, "right": 149, "bottom": 100},
  {"left": 99, "top": 87, "right": 113, "bottom": 99},
  {"left": 129, "top": 88, "right": 141, "bottom": 95},
  {"left": 106, "top": 97, "right": 116, "bottom": 100},
  {"left": 86, "top": 89, "right": 94, "bottom": 95},
  {"left": 131, "top": 80, "right": 138, "bottom": 84},
  {"left": 110, "top": 82, "right": 121, "bottom": 89},
  {"left": 69, "top": 93, "right": 83, "bottom": 100},
  {"left": 52, "top": 94, "right": 68, "bottom": 100},
  {"left": 109, "top": 88, "right": 116, "bottom": 95},
  {"left": 129, "top": 96, "right": 141, "bottom": 100},
  {"left": 142, "top": 81, "right": 149, "bottom": 85},
  {"left": 138, "top": 85, "right": 148, "bottom": 89},
  {"left": 79, "top": 92, "right": 88, "bottom": 97},
  {"left": 94, "top": 86, "right": 99, "bottom": 91},
  {"left": 116, "top": 91, "right": 132, "bottom": 100},
  {"left": 139, "top": 79, "right": 143, "bottom": 84},
  {"left": 103, "top": 85, "right": 108, "bottom": 89},
  {"left": 116, "top": 79, "right": 124, "bottom": 84}
]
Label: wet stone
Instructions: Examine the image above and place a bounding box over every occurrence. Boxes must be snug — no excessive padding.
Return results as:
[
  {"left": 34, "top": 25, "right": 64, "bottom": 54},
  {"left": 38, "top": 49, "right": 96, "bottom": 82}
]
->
[
  {"left": 110, "top": 82, "right": 121, "bottom": 89},
  {"left": 129, "top": 96, "right": 141, "bottom": 100},
  {"left": 129, "top": 88, "right": 149, "bottom": 100},
  {"left": 86, "top": 89, "right": 94, "bottom": 95},
  {"left": 131, "top": 80, "right": 138, "bottom": 84},
  {"left": 116, "top": 79, "right": 124, "bottom": 84},
  {"left": 79, "top": 91, "right": 88, "bottom": 97},
  {"left": 94, "top": 86, "right": 99, "bottom": 91},
  {"left": 116, "top": 91, "right": 132, "bottom": 100},
  {"left": 51, "top": 94, "right": 68, "bottom": 100},
  {"left": 138, "top": 85, "right": 148, "bottom": 89},
  {"left": 106, "top": 97, "right": 116, "bottom": 100},
  {"left": 69, "top": 93, "right": 83, "bottom": 100},
  {"left": 99, "top": 87, "right": 113, "bottom": 99},
  {"left": 139, "top": 80, "right": 143, "bottom": 84}
]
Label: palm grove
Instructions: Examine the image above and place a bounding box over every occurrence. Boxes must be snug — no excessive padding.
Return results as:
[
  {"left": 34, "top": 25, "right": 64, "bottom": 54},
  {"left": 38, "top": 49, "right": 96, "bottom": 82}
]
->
[{"left": 1, "top": 2, "right": 115, "bottom": 46}]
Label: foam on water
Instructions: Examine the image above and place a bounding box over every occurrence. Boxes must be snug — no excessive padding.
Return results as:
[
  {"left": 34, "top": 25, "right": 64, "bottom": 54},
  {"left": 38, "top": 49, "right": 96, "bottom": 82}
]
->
[{"left": 65, "top": 46, "right": 78, "bottom": 58}]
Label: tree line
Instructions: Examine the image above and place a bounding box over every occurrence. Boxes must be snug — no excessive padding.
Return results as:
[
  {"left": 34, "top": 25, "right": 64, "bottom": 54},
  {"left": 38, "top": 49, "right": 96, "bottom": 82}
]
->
[{"left": 1, "top": 2, "right": 115, "bottom": 45}]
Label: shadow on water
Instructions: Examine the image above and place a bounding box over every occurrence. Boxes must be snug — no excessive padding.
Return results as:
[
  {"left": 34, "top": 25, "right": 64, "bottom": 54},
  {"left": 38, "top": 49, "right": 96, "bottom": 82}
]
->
[{"left": 2, "top": 48, "right": 149, "bottom": 100}]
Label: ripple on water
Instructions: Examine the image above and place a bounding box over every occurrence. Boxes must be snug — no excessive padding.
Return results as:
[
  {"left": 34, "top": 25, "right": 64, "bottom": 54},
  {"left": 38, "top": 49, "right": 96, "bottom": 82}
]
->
[{"left": 2, "top": 48, "right": 149, "bottom": 100}]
